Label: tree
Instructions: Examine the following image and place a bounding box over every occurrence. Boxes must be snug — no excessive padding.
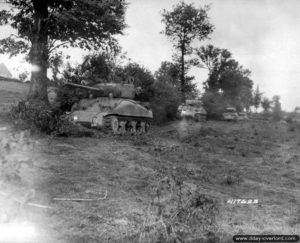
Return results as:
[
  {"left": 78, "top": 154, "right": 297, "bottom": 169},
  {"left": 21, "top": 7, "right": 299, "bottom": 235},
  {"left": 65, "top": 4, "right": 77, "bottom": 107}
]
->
[
  {"left": 161, "top": 2, "right": 214, "bottom": 101},
  {"left": 81, "top": 52, "right": 115, "bottom": 83},
  {"left": 253, "top": 85, "right": 263, "bottom": 112},
  {"left": 155, "top": 61, "right": 180, "bottom": 87},
  {"left": 62, "top": 47, "right": 123, "bottom": 85},
  {"left": 196, "top": 44, "right": 224, "bottom": 91},
  {"left": 0, "top": 0, "right": 127, "bottom": 101},
  {"left": 219, "top": 70, "right": 253, "bottom": 112},
  {"left": 155, "top": 61, "right": 198, "bottom": 98},
  {"left": 261, "top": 97, "right": 271, "bottom": 113},
  {"left": 196, "top": 45, "right": 251, "bottom": 91},
  {"left": 119, "top": 63, "right": 155, "bottom": 102},
  {"left": 272, "top": 95, "right": 283, "bottom": 121},
  {"left": 197, "top": 45, "right": 253, "bottom": 115}
]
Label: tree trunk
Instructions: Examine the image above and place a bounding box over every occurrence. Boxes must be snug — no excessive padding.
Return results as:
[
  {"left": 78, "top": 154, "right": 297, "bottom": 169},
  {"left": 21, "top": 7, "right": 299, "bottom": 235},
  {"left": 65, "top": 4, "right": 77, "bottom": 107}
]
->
[
  {"left": 28, "top": 1, "right": 49, "bottom": 102},
  {"left": 180, "top": 43, "right": 185, "bottom": 103}
]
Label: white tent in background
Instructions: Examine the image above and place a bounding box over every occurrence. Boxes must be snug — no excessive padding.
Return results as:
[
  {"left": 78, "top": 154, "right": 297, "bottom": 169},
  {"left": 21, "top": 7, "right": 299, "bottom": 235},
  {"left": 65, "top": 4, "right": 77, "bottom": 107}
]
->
[{"left": 0, "top": 63, "right": 13, "bottom": 78}]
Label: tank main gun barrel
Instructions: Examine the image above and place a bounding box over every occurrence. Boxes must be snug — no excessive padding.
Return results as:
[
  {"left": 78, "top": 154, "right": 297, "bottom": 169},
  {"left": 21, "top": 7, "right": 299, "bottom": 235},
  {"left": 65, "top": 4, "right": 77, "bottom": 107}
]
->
[
  {"left": 65, "top": 82, "right": 104, "bottom": 91},
  {"left": 65, "top": 82, "right": 136, "bottom": 99}
]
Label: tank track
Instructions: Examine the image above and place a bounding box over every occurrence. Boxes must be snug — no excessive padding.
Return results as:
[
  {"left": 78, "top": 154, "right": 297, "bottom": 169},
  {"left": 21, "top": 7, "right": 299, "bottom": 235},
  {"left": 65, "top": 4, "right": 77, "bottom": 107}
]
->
[{"left": 103, "top": 115, "right": 151, "bottom": 135}]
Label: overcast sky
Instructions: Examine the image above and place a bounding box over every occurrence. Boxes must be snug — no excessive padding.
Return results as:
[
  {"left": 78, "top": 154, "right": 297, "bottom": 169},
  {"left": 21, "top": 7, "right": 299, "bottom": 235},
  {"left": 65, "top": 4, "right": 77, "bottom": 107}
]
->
[{"left": 1, "top": 0, "right": 300, "bottom": 111}]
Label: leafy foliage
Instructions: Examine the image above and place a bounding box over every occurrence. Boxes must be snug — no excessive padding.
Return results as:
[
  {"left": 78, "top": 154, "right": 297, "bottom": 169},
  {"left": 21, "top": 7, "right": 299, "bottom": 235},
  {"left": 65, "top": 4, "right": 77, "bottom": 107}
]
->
[
  {"left": 155, "top": 61, "right": 180, "bottom": 87},
  {"left": 9, "top": 100, "right": 62, "bottom": 134},
  {"left": 161, "top": 2, "right": 214, "bottom": 49},
  {"left": 155, "top": 61, "right": 198, "bottom": 99},
  {"left": 0, "top": 36, "right": 29, "bottom": 57},
  {"left": 62, "top": 62, "right": 85, "bottom": 84},
  {"left": 9, "top": 100, "right": 95, "bottom": 137},
  {"left": 261, "top": 97, "right": 272, "bottom": 113},
  {"left": 48, "top": 51, "right": 65, "bottom": 82},
  {"left": 150, "top": 81, "right": 181, "bottom": 124},
  {"left": 18, "top": 70, "right": 30, "bottom": 82},
  {"left": 62, "top": 52, "right": 114, "bottom": 85},
  {"left": 219, "top": 69, "right": 253, "bottom": 112},
  {"left": 0, "top": 0, "right": 127, "bottom": 53},
  {"left": 197, "top": 45, "right": 254, "bottom": 116},
  {"left": 0, "top": 0, "right": 127, "bottom": 100},
  {"left": 161, "top": 2, "right": 214, "bottom": 100},
  {"left": 116, "top": 62, "right": 155, "bottom": 101},
  {"left": 55, "top": 85, "right": 82, "bottom": 112},
  {"left": 82, "top": 53, "right": 114, "bottom": 82}
]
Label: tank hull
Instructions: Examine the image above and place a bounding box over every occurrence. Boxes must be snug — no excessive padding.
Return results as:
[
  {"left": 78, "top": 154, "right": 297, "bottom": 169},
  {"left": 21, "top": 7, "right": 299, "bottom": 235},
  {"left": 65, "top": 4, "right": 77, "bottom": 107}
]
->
[{"left": 69, "top": 97, "right": 153, "bottom": 134}]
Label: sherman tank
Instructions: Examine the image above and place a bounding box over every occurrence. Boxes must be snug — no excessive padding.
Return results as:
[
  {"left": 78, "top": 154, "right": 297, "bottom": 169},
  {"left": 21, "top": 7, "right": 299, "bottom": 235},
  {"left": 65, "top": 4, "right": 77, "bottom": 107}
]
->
[
  {"left": 177, "top": 99, "right": 207, "bottom": 122},
  {"left": 66, "top": 82, "right": 153, "bottom": 135}
]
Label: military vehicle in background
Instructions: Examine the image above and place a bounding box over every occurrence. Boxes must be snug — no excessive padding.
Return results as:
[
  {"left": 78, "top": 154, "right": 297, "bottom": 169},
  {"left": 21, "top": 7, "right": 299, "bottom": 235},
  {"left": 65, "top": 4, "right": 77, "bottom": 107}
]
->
[
  {"left": 236, "top": 112, "right": 249, "bottom": 121},
  {"left": 177, "top": 99, "right": 207, "bottom": 122},
  {"left": 62, "top": 81, "right": 153, "bottom": 135},
  {"left": 222, "top": 107, "right": 238, "bottom": 121}
]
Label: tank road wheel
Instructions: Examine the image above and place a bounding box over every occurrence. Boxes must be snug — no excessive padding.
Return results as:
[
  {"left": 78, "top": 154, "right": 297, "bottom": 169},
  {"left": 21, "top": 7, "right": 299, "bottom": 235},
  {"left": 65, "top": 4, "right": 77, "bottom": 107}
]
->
[
  {"left": 136, "top": 121, "right": 143, "bottom": 135},
  {"left": 194, "top": 114, "right": 201, "bottom": 122},
  {"left": 101, "top": 116, "right": 112, "bottom": 133},
  {"left": 130, "top": 121, "right": 137, "bottom": 135},
  {"left": 140, "top": 122, "right": 146, "bottom": 134},
  {"left": 145, "top": 122, "right": 150, "bottom": 133},
  {"left": 119, "top": 121, "right": 127, "bottom": 135},
  {"left": 111, "top": 117, "right": 120, "bottom": 134}
]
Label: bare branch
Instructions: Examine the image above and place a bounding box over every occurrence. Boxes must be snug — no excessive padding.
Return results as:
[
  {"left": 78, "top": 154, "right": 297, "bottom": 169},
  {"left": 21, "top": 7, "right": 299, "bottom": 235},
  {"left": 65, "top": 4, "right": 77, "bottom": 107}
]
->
[{"left": 49, "top": 41, "right": 69, "bottom": 53}]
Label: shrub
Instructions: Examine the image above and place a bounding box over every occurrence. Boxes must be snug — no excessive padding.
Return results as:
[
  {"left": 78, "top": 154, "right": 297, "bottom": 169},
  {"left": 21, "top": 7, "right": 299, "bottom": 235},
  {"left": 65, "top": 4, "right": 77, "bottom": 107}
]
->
[
  {"left": 10, "top": 100, "right": 59, "bottom": 134},
  {"left": 9, "top": 100, "right": 97, "bottom": 137},
  {"left": 10, "top": 100, "right": 65, "bottom": 134},
  {"left": 150, "top": 82, "right": 181, "bottom": 124}
]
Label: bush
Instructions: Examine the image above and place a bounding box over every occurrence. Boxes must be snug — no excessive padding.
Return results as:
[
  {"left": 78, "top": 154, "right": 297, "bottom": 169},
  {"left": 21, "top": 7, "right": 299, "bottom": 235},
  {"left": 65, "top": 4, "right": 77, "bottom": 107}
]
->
[
  {"left": 10, "top": 100, "right": 71, "bottom": 134},
  {"left": 150, "top": 82, "right": 181, "bottom": 124},
  {"left": 9, "top": 100, "right": 97, "bottom": 137},
  {"left": 10, "top": 100, "right": 59, "bottom": 134}
]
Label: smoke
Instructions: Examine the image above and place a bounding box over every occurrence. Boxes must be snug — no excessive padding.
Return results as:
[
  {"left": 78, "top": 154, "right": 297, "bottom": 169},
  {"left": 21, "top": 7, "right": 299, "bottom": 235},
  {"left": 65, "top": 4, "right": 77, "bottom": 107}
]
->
[{"left": 176, "top": 119, "right": 190, "bottom": 138}]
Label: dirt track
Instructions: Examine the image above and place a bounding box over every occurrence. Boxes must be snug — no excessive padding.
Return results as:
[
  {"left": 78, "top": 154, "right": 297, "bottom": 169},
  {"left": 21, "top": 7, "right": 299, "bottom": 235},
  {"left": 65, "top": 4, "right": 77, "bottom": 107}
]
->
[{"left": 0, "top": 118, "right": 300, "bottom": 242}]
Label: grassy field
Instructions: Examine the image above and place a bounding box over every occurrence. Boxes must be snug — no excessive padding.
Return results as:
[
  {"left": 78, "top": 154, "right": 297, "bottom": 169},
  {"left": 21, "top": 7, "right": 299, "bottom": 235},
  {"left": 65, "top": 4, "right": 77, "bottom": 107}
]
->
[
  {"left": 0, "top": 79, "right": 28, "bottom": 112},
  {"left": 0, "top": 116, "right": 299, "bottom": 242}
]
